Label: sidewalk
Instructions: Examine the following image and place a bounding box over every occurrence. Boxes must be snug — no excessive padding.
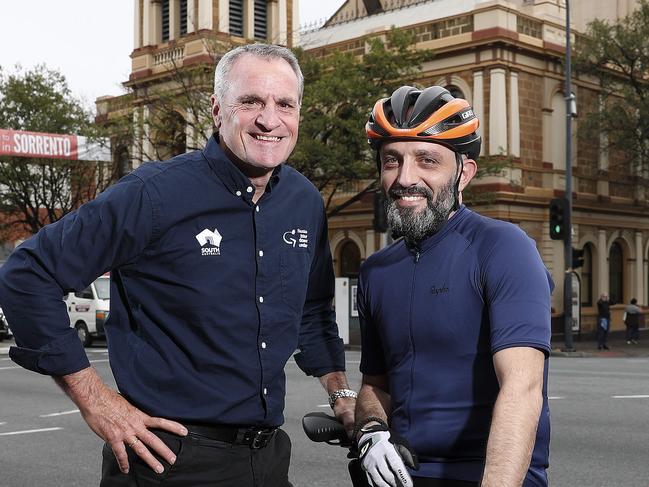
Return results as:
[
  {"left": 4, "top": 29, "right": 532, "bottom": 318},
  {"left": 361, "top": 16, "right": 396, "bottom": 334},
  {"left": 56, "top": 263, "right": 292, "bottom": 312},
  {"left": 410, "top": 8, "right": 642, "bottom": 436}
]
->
[{"left": 551, "top": 329, "right": 649, "bottom": 358}]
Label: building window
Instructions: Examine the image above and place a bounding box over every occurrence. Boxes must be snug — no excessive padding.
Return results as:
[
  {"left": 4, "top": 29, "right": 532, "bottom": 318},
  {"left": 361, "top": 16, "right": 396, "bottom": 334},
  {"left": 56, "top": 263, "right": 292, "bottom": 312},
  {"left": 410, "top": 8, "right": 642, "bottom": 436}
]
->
[
  {"left": 580, "top": 244, "right": 593, "bottom": 307},
  {"left": 446, "top": 85, "right": 465, "bottom": 100},
  {"left": 609, "top": 241, "right": 623, "bottom": 305},
  {"left": 254, "top": 0, "right": 267, "bottom": 40},
  {"left": 340, "top": 240, "right": 361, "bottom": 278},
  {"left": 162, "top": 0, "right": 170, "bottom": 42},
  {"left": 229, "top": 0, "right": 244, "bottom": 37},
  {"left": 180, "top": 0, "right": 188, "bottom": 36}
]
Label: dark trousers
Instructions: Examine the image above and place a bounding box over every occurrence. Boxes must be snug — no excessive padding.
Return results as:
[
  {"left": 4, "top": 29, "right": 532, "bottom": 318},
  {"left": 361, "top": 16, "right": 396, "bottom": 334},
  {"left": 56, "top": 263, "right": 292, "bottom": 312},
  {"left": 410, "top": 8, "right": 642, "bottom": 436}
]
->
[
  {"left": 626, "top": 324, "right": 640, "bottom": 342},
  {"left": 100, "top": 428, "right": 292, "bottom": 487}
]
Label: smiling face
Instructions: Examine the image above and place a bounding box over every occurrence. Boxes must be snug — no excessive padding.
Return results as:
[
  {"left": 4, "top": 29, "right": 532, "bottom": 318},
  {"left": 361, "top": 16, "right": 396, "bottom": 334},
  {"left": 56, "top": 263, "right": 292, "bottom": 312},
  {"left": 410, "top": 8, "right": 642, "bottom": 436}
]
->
[
  {"left": 211, "top": 54, "right": 300, "bottom": 174},
  {"left": 380, "top": 140, "right": 476, "bottom": 245}
]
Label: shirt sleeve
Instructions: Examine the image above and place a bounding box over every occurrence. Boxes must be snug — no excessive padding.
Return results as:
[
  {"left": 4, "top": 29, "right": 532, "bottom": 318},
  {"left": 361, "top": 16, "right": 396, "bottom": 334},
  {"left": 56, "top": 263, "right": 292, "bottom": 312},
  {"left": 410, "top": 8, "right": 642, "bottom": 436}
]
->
[
  {"left": 293, "top": 204, "right": 345, "bottom": 377},
  {"left": 358, "top": 265, "right": 388, "bottom": 376},
  {"left": 0, "top": 173, "right": 154, "bottom": 376},
  {"left": 481, "top": 225, "right": 554, "bottom": 358}
]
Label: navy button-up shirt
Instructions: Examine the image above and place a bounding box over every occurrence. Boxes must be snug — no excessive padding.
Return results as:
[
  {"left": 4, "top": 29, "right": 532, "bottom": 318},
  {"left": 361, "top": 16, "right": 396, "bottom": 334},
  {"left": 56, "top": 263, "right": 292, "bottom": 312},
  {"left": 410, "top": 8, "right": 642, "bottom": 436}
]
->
[{"left": 0, "top": 135, "right": 345, "bottom": 426}]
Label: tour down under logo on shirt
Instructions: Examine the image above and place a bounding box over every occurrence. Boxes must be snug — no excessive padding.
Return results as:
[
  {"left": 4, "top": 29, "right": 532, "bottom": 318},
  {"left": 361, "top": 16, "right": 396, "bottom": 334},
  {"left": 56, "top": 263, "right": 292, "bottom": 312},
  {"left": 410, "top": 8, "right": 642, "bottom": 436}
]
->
[{"left": 195, "top": 228, "right": 222, "bottom": 256}]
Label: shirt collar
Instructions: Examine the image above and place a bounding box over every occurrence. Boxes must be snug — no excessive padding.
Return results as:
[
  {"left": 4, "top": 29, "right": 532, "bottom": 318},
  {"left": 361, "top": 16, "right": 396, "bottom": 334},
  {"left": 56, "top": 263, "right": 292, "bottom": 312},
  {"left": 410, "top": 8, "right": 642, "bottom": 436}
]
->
[
  {"left": 202, "top": 134, "right": 283, "bottom": 197},
  {"left": 417, "top": 205, "right": 469, "bottom": 253}
]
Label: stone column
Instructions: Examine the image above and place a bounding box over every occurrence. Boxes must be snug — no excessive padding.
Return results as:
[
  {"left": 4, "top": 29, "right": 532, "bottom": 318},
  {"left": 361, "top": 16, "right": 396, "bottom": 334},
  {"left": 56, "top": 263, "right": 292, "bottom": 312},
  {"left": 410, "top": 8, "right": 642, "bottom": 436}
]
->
[
  {"left": 134, "top": 0, "right": 143, "bottom": 49},
  {"left": 509, "top": 71, "right": 520, "bottom": 158},
  {"left": 598, "top": 229, "right": 608, "bottom": 297},
  {"left": 472, "top": 70, "right": 484, "bottom": 156},
  {"left": 489, "top": 68, "right": 508, "bottom": 155},
  {"left": 365, "top": 229, "right": 376, "bottom": 258},
  {"left": 243, "top": 0, "right": 255, "bottom": 38},
  {"left": 169, "top": 0, "right": 180, "bottom": 40},
  {"left": 636, "top": 231, "right": 644, "bottom": 304},
  {"left": 198, "top": 0, "right": 214, "bottom": 31}
]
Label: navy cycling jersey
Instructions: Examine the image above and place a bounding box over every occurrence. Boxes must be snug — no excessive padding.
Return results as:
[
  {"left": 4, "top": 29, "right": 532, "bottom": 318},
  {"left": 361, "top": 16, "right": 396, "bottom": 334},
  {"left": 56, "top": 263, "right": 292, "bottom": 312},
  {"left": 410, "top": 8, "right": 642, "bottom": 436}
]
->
[
  {"left": 0, "top": 135, "right": 345, "bottom": 427},
  {"left": 359, "top": 206, "right": 553, "bottom": 485}
]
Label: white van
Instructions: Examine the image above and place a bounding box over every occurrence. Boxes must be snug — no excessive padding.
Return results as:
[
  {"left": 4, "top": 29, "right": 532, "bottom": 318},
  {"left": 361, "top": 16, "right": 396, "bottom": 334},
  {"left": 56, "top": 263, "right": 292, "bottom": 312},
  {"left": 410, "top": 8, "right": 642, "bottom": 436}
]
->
[{"left": 64, "top": 274, "right": 110, "bottom": 347}]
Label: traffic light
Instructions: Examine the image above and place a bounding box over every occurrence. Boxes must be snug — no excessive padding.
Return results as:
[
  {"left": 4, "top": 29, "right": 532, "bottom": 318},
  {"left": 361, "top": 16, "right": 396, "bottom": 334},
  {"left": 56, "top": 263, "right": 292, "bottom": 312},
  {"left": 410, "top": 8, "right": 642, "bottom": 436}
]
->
[
  {"left": 549, "top": 198, "right": 568, "bottom": 240},
  {"left": 572, "top": 247, "right": 585, "bottom": 269},
  {"left": 373, "top": 192, "right": 388, "bottom": 233}
]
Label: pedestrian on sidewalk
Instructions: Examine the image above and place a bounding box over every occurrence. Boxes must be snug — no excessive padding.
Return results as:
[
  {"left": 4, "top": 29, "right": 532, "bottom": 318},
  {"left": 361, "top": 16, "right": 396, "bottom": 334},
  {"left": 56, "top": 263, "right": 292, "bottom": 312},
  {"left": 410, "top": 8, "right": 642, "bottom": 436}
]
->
[
  {"left": 624, "top": 298, "right": 641, "bottom": 345},
  {"left": 596, "top": 293, "right": 610, "bottom": 350}
]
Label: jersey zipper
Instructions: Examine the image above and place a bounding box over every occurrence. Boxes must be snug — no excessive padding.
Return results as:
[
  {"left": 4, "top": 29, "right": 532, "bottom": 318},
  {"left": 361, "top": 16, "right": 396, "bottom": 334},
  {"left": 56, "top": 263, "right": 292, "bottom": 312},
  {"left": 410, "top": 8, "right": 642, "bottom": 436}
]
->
[{"left": 406, "top": 251, "right": 418, "bottom": 431}]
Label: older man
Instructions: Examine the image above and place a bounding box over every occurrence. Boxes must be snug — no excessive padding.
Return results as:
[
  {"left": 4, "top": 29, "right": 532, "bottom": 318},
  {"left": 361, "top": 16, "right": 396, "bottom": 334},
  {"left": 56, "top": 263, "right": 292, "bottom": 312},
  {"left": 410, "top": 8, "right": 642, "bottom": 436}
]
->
[
  {"left": 353, "top": 86, "right": 553, "bottom": 487},
  {"left": 0, "top": 44, "right": 355, "bottom": 487}
]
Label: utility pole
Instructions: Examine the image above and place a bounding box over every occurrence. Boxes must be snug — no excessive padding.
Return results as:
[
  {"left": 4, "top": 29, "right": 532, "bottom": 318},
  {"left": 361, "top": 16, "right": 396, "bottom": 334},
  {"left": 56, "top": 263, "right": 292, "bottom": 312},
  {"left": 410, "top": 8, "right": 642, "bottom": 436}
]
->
[{"left": 562, "top": 0, "right": 576, "bottom": 352}]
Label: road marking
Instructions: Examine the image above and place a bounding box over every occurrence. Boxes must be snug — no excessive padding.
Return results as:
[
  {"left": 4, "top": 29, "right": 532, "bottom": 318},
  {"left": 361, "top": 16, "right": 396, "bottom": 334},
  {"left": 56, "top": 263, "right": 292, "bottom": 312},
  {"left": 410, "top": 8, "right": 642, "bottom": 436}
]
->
[
  {"left": 612, "top": 395, "right": 649, "bottom": 399},
  {"left": 89, "top": 359, "right": 109, "bottom": 364},
  {"left": 317, "top": 404, "right": 329, "bottom": 408},
  {"left": 0, "top": 422, "right": 6, "bottom": 426},
  {"left": 0, "top": 357, "right": 12, "bottom": 361},
  {"left": 548, "top": 396, "right": 564, "bottom": 400},
  {"left": 0, "top": 427, "right": 63, "bottom": 436},
  {"left": 39, "top": 409, "right": 80, "bottom": 418},
  {"left": 0, "top": 366, "right": 20, "bottom": 371},
  {"left": 0, "top": 347, "right": 10, "bottom": 353}
]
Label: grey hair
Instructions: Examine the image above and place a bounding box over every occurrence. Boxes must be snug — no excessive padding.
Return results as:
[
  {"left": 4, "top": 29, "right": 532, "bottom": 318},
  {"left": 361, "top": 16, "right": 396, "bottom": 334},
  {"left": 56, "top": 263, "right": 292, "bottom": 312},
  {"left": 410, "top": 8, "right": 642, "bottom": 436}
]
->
[{"left": 213, "top": 43, "right": 304, "bottom": 104}]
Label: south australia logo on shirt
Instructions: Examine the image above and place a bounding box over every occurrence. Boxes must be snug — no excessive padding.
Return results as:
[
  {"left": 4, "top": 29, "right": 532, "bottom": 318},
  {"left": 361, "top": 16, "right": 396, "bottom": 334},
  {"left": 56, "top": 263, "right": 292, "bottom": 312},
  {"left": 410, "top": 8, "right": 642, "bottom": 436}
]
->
[{"left": 196, "top": 228, "right": 222, "bottom": 256}]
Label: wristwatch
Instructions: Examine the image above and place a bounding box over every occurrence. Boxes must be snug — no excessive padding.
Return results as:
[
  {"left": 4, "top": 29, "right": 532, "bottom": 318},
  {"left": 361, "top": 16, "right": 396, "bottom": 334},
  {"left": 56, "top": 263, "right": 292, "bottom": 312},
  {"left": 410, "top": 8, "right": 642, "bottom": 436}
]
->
[{"left": 328, "top": 388, "right": 357, "bottom": 409}]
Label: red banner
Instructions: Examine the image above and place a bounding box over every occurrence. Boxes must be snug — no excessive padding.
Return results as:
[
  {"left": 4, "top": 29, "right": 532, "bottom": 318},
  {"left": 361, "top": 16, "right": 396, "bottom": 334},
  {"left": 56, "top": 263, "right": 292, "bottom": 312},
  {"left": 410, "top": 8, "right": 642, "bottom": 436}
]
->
[{"left": 0, "top": 129, "right": 79, "bottom": 160}]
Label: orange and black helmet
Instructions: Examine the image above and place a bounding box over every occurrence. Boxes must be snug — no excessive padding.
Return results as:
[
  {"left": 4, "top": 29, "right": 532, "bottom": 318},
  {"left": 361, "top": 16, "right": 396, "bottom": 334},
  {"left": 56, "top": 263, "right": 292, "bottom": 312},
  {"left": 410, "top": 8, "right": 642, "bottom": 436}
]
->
[{"left": 366, "top": 85, "right": 481, "bottom": 160}]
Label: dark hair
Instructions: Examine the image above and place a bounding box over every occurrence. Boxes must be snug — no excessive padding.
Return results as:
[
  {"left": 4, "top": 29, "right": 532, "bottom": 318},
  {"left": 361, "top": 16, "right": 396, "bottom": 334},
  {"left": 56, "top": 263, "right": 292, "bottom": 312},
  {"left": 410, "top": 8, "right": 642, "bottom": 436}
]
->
[{"left": 631, "top": 298, "right": 638, "bottom": 305}]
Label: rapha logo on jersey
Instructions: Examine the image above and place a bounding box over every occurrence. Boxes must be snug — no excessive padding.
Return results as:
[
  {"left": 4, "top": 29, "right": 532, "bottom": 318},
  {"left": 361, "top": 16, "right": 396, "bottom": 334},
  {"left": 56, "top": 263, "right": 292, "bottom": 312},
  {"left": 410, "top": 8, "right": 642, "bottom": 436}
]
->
[
  {"left": 430, "top": 285, "right": 449, "bottom": 296},
  {"left": 283, "top": 228, "right": 308, "bottom": 248},
  {"left": 196, "top": 228, "right": 222, "bottom": 256}
]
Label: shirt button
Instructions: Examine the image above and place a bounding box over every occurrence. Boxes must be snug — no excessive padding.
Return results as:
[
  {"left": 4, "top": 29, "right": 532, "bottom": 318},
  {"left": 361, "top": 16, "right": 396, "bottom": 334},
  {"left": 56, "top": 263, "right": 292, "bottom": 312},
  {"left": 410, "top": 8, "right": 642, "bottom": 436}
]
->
[
  {"left": 258, "top": 250, "right": 264, "bottom": 257},
  {"left": 247, "top": 186, "right": 253, "bottom": 193},
  {"left": 259, "top": 296, "right": 264, "bottom": 303},
  {"left": 261, "top": 342, "right": 267, "bottom": 349},
  {"left": 263, "top": 388, "right": 268, "bottom": 395},
  {"left": 256, "top": 206, "right": 260, "bottom": 213},
  {"left": 235, "top": 190, "right": 242, "bottom": 197}
]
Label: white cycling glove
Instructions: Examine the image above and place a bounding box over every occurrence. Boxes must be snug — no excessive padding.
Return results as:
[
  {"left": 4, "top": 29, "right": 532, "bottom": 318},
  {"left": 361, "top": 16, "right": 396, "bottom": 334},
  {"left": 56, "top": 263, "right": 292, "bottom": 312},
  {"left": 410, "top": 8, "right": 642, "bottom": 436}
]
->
[{"left": 357, "top": 422, "right": 419, "bottom": 487}]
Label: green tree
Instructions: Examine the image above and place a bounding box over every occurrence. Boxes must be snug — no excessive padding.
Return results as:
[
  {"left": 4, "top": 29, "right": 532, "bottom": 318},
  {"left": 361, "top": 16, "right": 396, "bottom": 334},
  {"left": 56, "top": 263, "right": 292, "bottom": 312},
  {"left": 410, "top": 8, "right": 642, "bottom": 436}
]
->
[
  {"left": 0, "top": 65, "right": 113, "bottom": 237},
  {"left": 574, "top": 0, "right": 649, "bottom": 176},
  {"left": 291, "top": 30, "right": 434, "bottom": 216}
]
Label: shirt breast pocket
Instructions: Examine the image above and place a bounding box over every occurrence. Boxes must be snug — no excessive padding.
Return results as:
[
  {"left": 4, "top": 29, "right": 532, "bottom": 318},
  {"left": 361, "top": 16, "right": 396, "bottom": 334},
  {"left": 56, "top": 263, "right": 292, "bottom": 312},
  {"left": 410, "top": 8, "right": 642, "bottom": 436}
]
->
[{"left": 279, "top": 251, "right": 311, "bottom": 315}]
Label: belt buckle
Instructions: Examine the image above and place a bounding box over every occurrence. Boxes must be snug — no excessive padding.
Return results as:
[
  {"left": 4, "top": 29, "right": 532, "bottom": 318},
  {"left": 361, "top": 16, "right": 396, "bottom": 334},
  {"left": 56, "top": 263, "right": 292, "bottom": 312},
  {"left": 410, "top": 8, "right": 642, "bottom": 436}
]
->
[{"left": 250, "top": 429, "right": 274, "bottom": 449}]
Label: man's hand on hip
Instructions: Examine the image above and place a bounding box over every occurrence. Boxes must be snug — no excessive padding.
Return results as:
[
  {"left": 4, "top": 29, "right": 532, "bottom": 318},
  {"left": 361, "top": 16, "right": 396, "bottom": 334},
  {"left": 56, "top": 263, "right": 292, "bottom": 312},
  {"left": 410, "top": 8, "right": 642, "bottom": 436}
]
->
[
  {"left": 358, "top": 423, "right": 419, "bottom": 487},
  {"left": 54, "top": 367, "right": 188, "bottom": 474}
]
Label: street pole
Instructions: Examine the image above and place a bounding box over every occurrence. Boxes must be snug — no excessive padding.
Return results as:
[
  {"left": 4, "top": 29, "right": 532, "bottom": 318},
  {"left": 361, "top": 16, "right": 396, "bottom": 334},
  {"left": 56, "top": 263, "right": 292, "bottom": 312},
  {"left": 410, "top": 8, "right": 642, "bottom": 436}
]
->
[{"left": 563, "top": 0, "right": 575, "bottom": 352}]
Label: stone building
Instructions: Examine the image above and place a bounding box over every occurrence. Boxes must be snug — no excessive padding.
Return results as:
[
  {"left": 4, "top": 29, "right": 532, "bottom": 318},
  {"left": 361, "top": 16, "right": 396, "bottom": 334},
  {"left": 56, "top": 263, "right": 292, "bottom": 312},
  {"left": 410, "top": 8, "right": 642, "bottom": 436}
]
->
[
  {"left": 300, "top": 0, "right": 647, "bottom": 335},
  {"left": 96, "top": 0, "right": 647, "bottom": 336}
]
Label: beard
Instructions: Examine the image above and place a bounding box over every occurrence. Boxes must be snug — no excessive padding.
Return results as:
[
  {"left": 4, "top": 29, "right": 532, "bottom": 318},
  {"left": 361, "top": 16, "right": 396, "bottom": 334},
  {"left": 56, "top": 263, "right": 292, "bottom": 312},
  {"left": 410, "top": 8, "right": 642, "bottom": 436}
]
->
[{"left": 384, "top": 177, "right": 455, "bottom": 249}]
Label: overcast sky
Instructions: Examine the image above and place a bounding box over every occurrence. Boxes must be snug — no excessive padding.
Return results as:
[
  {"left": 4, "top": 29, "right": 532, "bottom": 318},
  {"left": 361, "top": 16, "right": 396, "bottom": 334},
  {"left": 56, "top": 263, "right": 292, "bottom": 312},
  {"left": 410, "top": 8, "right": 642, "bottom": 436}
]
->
[{"left": 0, "top": 1, "right": 346, "bottom": 110}]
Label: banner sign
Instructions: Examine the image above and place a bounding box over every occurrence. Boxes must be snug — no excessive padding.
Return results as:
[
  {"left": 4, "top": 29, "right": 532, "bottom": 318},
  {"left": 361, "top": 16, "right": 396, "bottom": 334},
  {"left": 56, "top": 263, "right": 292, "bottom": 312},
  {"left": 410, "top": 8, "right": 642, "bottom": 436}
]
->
[{"left": 0, "top": 128, "right": 111, "bottom": 162}]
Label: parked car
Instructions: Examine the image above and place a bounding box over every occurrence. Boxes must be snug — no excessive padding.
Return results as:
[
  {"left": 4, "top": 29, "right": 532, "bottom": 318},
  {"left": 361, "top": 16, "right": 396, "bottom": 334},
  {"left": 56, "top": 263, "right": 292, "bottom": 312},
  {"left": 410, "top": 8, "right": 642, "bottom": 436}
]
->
[{"left": 64, "top": 274, "right": 110, "bottom": 347}]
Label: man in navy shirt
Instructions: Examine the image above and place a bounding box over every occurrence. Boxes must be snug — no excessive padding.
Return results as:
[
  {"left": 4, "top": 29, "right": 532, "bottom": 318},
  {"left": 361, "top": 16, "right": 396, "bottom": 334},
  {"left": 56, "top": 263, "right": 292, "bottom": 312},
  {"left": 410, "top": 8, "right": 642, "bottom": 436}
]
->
[
  {"left": 353, "top": 86, "right": 553, "bottom": 487},
  {"left": 0, "top": 44, "right": 355, "bottom": 486}
]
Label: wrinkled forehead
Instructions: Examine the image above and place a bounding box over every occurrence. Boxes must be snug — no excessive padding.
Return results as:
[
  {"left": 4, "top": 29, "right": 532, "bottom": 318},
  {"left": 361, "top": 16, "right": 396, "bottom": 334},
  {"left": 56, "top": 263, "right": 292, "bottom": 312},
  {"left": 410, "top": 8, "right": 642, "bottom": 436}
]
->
[{"left": 379, "top": 140, "right": 457, "bottom": 162}]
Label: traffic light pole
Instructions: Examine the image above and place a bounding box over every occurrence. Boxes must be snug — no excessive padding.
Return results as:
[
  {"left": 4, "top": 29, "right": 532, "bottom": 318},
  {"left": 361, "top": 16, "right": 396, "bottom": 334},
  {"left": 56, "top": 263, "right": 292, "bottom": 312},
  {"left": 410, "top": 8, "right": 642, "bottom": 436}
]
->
[{"left": 562, "top": 0, "right": 575, "bottom": 352}]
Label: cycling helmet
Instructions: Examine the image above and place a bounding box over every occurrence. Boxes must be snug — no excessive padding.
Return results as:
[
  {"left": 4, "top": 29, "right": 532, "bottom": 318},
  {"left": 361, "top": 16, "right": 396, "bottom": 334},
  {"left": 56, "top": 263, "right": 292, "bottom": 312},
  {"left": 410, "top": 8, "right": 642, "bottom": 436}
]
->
[{"left": 366, "top": 85, "right": 481, "bottom": 160}]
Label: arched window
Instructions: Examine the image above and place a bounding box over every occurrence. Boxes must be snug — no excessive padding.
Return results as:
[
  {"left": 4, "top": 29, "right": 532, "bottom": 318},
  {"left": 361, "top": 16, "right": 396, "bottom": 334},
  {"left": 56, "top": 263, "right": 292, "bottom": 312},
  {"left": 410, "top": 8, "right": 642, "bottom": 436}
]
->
[
  {"left": 580, "top": 244, "right": 593, "bottom": 306},
  {"left": 609, "top": 241, "right": 624, "bottom": 305},
  {"left": 340, "top": 240, "right": 361, "bottom": 278},
  {"left": 446, "top": 85, "right": 465, "bottom": 100}
]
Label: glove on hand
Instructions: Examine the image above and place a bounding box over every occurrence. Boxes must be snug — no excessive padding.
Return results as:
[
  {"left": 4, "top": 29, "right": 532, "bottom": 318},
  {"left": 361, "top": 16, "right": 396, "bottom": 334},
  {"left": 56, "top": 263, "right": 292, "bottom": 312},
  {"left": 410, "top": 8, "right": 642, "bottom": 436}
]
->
[{"left": 357, "top": 423, "right": 419, "bottom": 487}]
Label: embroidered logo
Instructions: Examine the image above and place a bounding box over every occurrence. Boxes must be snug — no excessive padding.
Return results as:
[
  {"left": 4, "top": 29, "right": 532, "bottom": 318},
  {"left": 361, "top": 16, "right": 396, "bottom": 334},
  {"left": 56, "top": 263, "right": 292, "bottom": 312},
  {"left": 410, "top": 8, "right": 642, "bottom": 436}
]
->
[
  {"left": 196, "top": 228, "right": 222, "bottom": 256},
  {"left": 430, "top": 285, "right": 449, "bottom": 296},
  {"left": 283, "top": 228, "right": 308, "bottom": 249}
]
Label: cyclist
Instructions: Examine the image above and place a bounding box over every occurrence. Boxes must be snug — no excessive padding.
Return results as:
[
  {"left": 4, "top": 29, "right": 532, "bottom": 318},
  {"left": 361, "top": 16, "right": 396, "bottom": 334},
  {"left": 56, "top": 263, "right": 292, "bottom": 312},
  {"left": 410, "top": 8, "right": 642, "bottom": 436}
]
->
[{"left": 353, "top": 85, "right": 553, "bottom": 487}]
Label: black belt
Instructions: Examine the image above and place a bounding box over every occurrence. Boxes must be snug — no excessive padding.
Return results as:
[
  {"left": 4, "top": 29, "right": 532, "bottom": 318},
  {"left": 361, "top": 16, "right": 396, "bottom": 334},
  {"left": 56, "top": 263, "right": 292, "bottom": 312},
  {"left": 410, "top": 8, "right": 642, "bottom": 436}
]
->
[{"left": 185, "top": 423, "right": 278, "bottom": 449}]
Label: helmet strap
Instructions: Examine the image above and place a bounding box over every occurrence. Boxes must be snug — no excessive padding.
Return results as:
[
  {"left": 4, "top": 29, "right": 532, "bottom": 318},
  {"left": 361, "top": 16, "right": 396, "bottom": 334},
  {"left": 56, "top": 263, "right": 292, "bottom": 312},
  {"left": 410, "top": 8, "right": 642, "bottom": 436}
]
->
[{"left": 453, "top": 152, "right": 464, "bottom": 211}]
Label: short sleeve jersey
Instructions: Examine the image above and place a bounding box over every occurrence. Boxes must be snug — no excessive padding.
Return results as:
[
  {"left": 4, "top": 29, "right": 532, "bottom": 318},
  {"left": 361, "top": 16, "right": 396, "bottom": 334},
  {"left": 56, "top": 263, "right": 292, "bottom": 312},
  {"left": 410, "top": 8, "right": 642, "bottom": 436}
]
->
[{"left": 358, "top": 206, "right": 553, "bottom": 485}]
